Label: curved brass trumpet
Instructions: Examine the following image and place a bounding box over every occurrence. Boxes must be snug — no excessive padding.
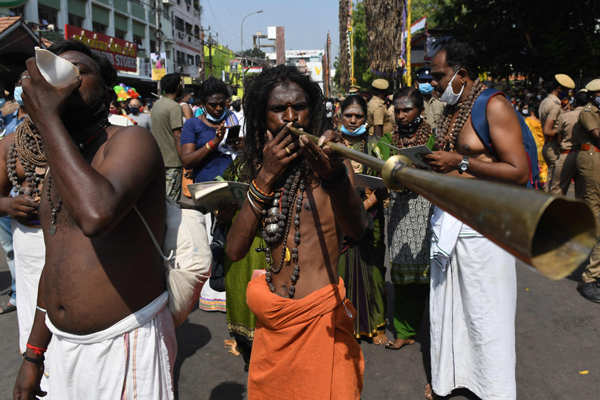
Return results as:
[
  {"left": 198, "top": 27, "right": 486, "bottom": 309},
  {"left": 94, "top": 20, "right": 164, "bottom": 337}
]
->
[{"left": 289, "top": 127, "right": 596, "bottom": 280}]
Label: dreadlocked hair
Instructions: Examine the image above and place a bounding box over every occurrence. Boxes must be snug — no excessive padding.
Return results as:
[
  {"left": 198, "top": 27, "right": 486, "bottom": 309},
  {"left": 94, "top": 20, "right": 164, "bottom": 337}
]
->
[{"left": 243, "top": 65, "right": 326, "bottom": 176}]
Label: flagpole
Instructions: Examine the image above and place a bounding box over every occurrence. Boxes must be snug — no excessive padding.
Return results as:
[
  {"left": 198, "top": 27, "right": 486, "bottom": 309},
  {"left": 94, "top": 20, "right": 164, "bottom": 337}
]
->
[
  {"left": 349, "top": 0, "right": 355, "bottom": 85},
  {"left": 406, "top": 0, "right": 412, "bottom": 86}
]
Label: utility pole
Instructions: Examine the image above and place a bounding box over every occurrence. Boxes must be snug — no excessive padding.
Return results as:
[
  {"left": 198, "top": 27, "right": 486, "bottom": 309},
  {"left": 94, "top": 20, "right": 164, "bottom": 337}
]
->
[
  {"left": 200, "top": 27, "right": 205, "bottom": 81},
  {"left": 208, "top": 32, "right": 213, "bottom": 77}
]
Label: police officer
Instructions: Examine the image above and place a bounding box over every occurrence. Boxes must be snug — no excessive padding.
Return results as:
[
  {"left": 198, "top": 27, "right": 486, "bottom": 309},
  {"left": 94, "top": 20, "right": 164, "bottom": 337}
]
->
[
  {"left": 367, "top": 78, "right": 394, "bottom": 137},
  {"left": 415, "top": 66, "right": 445, "bottom": 130},
  {"left": 576, "top": 78, "right": 600, "bottom": 303}
]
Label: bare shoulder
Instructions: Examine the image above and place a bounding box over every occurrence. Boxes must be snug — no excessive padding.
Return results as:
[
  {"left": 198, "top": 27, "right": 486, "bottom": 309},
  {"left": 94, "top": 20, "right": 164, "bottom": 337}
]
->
[
  {"left": 104, "top": 125, "right": 160, "bottom": 158},
  {"left": 486, "top": 94, "right": 515, "bottom": 116}
]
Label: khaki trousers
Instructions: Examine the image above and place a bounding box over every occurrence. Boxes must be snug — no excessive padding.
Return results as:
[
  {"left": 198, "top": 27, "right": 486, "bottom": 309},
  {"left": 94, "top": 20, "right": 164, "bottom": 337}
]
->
[
  {"left": 548, "top": 151, "right": 581, "bottom": 196},
  {"left": 576, "top": 149, "right": 600, "bottom": 283},
  {"left": 542, "top": 141, "right": 559, "bottom": 193}
]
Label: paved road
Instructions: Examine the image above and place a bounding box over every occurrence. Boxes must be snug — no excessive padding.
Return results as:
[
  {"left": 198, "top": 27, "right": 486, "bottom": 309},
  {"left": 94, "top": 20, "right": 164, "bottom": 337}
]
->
[{"left": 1, "top": 259, "right": 599, "bottom": 399}]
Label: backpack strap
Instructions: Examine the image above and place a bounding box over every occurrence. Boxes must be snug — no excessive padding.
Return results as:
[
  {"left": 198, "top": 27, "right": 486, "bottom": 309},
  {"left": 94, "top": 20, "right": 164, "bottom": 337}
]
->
[
  {"left": 133, "top": 206, "right": 174, "bottom": 263},
  {"left": 470, "top": 87, "right": 505, "bottom": 155}
]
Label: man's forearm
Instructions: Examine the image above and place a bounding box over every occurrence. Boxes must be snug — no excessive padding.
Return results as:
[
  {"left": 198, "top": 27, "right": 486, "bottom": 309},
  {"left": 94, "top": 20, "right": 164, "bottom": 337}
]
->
[{"left": 465, "top": 158, "right": 529, "bottom": 185}]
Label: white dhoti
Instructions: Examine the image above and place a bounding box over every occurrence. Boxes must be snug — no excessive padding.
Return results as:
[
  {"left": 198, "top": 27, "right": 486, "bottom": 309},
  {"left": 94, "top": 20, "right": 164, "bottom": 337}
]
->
[
  {"left": 45, "top": 291, "right": 177, "bottom": 400},
  {"left": 12, "top": 221, "right": 45, "bottom": 353},
  {"left": 429, "top": 207, "right": 516, "bottom": 400}
]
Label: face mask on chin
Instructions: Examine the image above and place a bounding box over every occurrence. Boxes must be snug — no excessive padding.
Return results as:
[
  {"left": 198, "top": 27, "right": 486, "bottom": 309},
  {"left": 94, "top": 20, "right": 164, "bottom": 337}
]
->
[
  {"left": 13, "top": 86, "right": 24, "bottom": 106},
  {"left": 594, "top": 96, "right": 600, "bottom": 108},
  {"left": 340, "top": 124, "right": 367, "bottom": 137},
  {"left": 439, "top": 71, "right": 465, "bottom": 106},
  {"left": 0, "top": 98, "right": 5, "bottom": 108}
]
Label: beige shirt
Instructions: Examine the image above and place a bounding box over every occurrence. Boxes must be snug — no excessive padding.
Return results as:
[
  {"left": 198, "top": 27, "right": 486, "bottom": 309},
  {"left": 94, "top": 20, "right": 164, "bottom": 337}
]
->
[
  {"left": 367, "top": 96, "right": 394, "bottom": 135},
  {"left": 150, "top": 96, "right": 183, "bottom": 168},
  {"left": 556, "top": 106, "right": 583, "bottom": 151},
  {"left": 422, "top": 96, "right": 445, "bottom": 131},
  {"left": 538, "top": 94, "right": 562, "bottom": 131},
  {"left": 576, "top": 102, "right": 600, "bottom": 145}
]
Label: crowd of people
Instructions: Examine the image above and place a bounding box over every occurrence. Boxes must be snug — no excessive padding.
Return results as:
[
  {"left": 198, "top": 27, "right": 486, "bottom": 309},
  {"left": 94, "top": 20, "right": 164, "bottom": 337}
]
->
[{"left": 0, "top": 36, "right": 598, "bottom": 400}]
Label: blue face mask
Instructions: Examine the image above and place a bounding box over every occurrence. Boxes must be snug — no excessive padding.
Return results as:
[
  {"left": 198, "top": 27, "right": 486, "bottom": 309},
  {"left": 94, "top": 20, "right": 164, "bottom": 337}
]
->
[
  {"left": 204, "top": 107, "right": 227, "bottom": 123},
  {"left": 0, "top": 98, "right": 5, "bottom": 108},
  {"left": 13, "top": 86, "right": 24, "bottom": 106},
  {"left": 418, "top": 82, "right": 434, "bottom": 95},
  {"left": 594, "top": 96, "right": 600, "bottom": 108},
  {"left": 341, "top": 124, "right": 367, "bottom": 137}
]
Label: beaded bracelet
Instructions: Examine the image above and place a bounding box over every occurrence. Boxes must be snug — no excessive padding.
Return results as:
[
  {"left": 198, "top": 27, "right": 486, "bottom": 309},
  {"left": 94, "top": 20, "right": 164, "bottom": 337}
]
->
[
  {"left": 251, "top": 179, "right": 274, "bottom": 197},
  {"left": 248, "top": 181, "right": 273, "bottom": 204},
  {"left": 247, "top": 191, "right": 266, "bottom": 217}
]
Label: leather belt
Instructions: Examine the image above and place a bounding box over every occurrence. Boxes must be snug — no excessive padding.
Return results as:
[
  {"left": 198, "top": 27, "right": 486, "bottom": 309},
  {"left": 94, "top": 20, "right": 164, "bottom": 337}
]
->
[{"left": 581, "top": 143, "right": 600, "bottom": 152}]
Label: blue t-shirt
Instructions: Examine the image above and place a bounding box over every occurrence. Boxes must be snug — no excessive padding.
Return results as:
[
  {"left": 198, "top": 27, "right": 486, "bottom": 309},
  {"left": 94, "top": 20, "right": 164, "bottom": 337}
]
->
[{"left": 180, "top": 118, "right": 232, "bottom": 182}]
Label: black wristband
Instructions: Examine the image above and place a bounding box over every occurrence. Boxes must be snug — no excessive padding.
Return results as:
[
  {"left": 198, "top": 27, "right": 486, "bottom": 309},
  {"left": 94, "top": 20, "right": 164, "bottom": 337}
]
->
[
  {"left": 320, "top": 165, "right": 349, "bottom": 191},
  {"left": 22, "top": 352, "right": 44, "bottom": 366}
]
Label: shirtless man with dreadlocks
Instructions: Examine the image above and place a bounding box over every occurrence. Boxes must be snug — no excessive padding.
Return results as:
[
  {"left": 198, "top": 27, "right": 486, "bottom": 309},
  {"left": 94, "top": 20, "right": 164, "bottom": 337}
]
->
[
  {"left": 226, "top": 65, "right": 367, "bottom": 399},
  {"left": 13, "top": 40, "right": 176, "bottom": 400}
]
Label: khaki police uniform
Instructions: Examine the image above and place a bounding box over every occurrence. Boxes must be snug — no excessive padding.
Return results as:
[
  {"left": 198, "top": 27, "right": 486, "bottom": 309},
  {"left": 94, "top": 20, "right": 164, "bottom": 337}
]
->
[
  {"left": 422, "top": 96, "right": 445, "bottom": 131},
  {"left": 551, "top": 106, "right": 584, "bottom": 196},
  {"left": 367, "top": 95, "right": 394, "bottom": 136},
  {"left": 576, "top": 101, "right": 600, "bottom": 283},
  {"left": 538, "top": 93, "right": 562, "bottom": 192}
]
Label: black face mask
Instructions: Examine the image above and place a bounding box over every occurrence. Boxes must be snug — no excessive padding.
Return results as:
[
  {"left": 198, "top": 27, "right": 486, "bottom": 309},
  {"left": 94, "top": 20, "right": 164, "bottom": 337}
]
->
[
  {"left": 397, "top": 116, "right": 422, "bottom": 135},
  {"left": 127, "top": 106, "right": 140, "bottom": 115}
]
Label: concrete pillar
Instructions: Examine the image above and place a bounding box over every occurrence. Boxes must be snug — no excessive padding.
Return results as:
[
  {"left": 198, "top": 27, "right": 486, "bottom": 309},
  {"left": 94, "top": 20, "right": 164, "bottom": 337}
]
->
[
  {"left": 83, "top": 0, "right": 93, "bottom": 30},
  {"left": 57, "top": 0, "right": 68, "bottom": 29},
  {"left": 107, "top": 8, "right": 115, "bottom": 36},
  {"left": 24, "top": 0, "right": 39, "bottom": 25}
]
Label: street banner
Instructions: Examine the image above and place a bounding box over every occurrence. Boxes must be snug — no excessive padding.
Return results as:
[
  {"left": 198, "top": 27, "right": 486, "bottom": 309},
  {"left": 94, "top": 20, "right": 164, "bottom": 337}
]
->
[{"left": 64, "top": 24, "right": 137, "bottom": 72}]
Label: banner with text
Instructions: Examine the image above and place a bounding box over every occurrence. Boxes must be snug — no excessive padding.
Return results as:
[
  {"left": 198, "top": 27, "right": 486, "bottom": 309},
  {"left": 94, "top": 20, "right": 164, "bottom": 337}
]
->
[{"left": 64, "top": 24, "right": 137, "bottom": 72}]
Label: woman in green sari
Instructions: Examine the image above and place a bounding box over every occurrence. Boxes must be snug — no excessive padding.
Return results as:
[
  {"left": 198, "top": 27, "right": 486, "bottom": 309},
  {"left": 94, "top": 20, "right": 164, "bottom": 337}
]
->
[{"left": 337, "top": 95, "right": 388, "bottom": 345}]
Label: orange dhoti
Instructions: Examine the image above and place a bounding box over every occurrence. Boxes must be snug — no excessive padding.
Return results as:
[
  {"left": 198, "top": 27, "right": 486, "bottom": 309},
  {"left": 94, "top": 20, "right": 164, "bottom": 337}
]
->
[{"left": 246, "top": 276, "right": 364, "bottom": 400}]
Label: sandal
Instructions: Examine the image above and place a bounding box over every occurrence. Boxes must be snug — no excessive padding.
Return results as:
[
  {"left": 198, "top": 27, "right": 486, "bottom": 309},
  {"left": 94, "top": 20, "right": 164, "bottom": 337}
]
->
[
  {"left": 0, "top": 302, "right": 16, "bottom": 315},
  {"left": 385, "top": 338, "right": 416, "bottom": 350},
  {"left": 372, "top": 331, "right": 391, "bottom": 345}
]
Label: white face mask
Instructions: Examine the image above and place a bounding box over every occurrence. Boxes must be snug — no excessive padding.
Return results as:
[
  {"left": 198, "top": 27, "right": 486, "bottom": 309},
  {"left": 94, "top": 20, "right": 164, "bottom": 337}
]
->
[{"left": 439, "top": 71, "right": 464, "bottom": 105}]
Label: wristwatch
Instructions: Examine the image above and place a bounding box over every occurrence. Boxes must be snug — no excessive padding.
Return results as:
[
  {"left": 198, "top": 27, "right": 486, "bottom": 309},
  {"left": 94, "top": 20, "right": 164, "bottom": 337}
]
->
[{"left": 458, "top": 155, "right": 470, "bottom": 174}]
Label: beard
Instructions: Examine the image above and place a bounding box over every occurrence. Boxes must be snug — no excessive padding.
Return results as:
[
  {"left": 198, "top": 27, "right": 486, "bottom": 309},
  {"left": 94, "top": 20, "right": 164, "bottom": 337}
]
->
[{"left": 61, "top": 89, "right": 108, "bottom": 134}]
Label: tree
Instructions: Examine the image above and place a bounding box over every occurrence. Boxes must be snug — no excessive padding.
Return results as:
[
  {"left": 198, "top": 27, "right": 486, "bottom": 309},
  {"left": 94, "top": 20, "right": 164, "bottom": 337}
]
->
[
  {"left": 240, "top": 48, "right": 266, "bottom": 59},
  {"left": 364, "top": 0, "right": 404, "bottom": 76},
  {"left": 338, "top": 0, "right": 351, "bottom": 92},
  {"left": 434, "top": 0, "right": 600, "bottom": 83}
]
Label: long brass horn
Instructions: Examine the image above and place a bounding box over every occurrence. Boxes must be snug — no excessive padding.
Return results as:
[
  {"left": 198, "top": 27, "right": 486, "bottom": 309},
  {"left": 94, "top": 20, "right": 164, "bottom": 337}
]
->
[{"left": 289, "top": 127, "right": 596, "bottom": 280}]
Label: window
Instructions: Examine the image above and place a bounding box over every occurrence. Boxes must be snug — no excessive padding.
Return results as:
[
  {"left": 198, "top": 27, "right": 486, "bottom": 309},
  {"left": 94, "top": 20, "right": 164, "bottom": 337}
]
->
[
  {"left": 174, "top": 17, "right": 184, "bottom": 32},
  {"left": 176, "top": 51, "right": 185, "bottom": 65},
  {"left": 187, "top": 54, "right": 194, "bottom": 65},
  {"left": 195, "top": 55, "right": 201, "bottom": 66},
  {"left": 115, "top": 29, "right": 126, "bottom": 39},
  {"left": 38, "top": 4, "right": 57, "bottom": 27},
  {"left": 68, "top": 14, "right": 84, "bottom": 27},
  {"left": 133, "top": 34, "right": 143, "bottom": 47},
  {"left": 185, "top": 22, "right": 192, "bottom": 35},
  {"left": 92, "top": 22, "right": 107, "bottom": 34},
  {"left": 150, "top": 40, "right": 157, "bottom": 52},
  {"left": 194, "top": 25, "right": 200, "bottom": 39}
]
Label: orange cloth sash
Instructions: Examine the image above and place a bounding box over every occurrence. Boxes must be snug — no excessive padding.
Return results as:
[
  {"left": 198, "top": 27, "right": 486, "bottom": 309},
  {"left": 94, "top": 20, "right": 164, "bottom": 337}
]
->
[{"left": 246, "top": 276, "right": 364, "bottom": 400}]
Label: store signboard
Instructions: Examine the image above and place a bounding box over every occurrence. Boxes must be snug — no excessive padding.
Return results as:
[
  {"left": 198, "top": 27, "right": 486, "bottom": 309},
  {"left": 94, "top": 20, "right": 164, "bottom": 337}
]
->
[{"left": 64, "top": 24, "right": 137, "bottom": 72}]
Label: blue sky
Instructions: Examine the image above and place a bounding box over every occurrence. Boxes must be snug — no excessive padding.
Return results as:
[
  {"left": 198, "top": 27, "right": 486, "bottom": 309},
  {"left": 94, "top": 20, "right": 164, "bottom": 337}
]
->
[{"left": 201, "top": 0, "right": 340, "bottom": 57}]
